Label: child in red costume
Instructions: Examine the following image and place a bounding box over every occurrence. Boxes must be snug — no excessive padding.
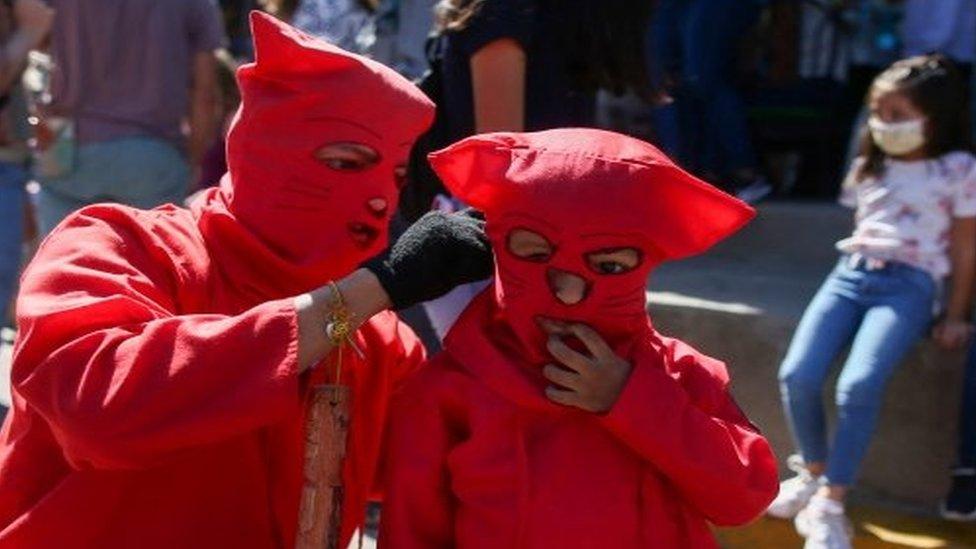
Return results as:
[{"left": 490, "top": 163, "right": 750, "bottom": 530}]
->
[
  {"left": 380, "top": 129, "right": 780, "bottom": 548},
  {"left": 0, "top": 13, "right": 493, "bottom": 549}
]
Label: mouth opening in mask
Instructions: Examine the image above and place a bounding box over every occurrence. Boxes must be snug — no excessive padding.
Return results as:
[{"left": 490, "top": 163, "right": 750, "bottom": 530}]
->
[{"left": 347, "top": 221, "right": 382, "bottom": 248}]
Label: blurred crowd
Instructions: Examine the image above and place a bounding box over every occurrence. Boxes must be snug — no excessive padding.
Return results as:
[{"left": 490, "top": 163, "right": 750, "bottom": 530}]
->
[{"left": 3, "top": 0, "right": 973, "bottom": 324}]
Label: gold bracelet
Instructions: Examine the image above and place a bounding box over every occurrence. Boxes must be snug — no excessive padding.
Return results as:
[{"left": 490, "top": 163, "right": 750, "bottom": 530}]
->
[
  {"left": 324, "top": 281, "right": 351, "bottom": 346},
  {"left": 323, "top": 282, "right": 364, "bottom": 387}
]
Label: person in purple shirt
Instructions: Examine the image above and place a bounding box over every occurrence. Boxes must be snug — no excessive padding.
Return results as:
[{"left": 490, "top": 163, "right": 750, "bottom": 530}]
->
[{"left": 33, "top": 0, "right": 225, "bottom": 235}]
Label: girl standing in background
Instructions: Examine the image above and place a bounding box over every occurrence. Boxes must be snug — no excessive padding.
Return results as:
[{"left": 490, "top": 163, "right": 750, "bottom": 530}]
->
[{"left": 768, "top": 55, "right": 976, "bottom": 549}]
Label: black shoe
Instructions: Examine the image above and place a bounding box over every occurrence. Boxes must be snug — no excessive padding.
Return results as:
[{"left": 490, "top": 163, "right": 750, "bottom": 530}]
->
[{"left": 941, "top": 468, "right": 976, "bottom": 521}]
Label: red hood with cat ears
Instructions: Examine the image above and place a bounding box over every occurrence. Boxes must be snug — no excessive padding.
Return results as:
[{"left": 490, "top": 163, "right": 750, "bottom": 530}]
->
[
  {"left": 429, "top": 129, "right": 754, "bottom": 364},
  {"left": 428, "top": 128, "right": 754, "bottom": 263}
]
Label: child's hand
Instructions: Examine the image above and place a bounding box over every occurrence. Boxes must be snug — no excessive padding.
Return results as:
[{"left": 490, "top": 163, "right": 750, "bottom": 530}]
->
[{"left": 539, "top": 320, "right": 633, "bottom": 413}]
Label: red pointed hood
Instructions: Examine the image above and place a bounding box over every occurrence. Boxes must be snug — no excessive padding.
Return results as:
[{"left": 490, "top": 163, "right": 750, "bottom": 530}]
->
[
  {"left": 431, "top": 128, "right": 754, "bottom": 364},
  {"left": 194, "top": 12, "right": 434, "bottom": 300}
]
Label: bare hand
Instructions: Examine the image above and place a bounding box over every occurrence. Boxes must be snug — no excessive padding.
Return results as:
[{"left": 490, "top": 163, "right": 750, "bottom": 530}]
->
[
  {"left": 13, "top": 0, "right": 54, "bottom": 41},
  {"left": 540, "top": 320, "right": 632, "bottom": 413},
  {"left": 933, "top": 318, "right": 973, "bottom": 351}
]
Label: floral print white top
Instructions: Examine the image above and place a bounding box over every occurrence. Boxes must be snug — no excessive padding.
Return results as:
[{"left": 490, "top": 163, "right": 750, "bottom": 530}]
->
[{"left": 838, "top": 152, "right": 976, "bottom": 280}]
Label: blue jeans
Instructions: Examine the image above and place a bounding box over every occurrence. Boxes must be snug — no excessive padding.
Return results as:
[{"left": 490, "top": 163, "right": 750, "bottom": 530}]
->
[
  {"left": 958, "top": 339, "right": 976, "bottom": 469},
  {"left": 652, "top": 0, "right": 761, "bottom": 179},
  {"left": 779, "top": 258, "right": 935, "bottom": 486},
  {"left": 36, "top": 137, "right": 188, "bottom": 236},
  {"left": 647, "top": 0, "right": 682, "bottom": 157},
  {"left": 0, "top": 163, "right": 26, "bottom": 324}
]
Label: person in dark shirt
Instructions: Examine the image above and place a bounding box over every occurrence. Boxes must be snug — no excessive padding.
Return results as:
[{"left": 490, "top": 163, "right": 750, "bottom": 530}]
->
[
  {"left": 423, "top": 0, "right": 658, "bottom": 338},
  {"left": 437, "top": 0, "right": 654, "bottom": 139}
]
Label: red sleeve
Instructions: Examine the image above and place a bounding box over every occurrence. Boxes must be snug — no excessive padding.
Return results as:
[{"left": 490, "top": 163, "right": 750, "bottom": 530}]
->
[
  {"left": 378, "top": 361, "right": 458, "bottom": 548},
  {"left": 367, "top": 312, "right": 427, "bottom": 501},
  {"left": 11, "top": 210, "right": 301, "bottom": 470},
  {"left": 390, "top": 316, "right": 427, "bottom": 387},
  {"left": 599, "top": 339, "right": 779, "bottom": 526}
]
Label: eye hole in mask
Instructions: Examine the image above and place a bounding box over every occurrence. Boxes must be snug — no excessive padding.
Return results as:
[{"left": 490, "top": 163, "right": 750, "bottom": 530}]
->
[
  {"left": 585, "top": 248, "right": 642, "bottom": 275},
  {"left": 507, "top": 228, "right": 642, "bottom": 275},
  {"left": 315, "top": 142, "right": 381, "bottom": 172},
  {"left": 507, "top": 228, "right": 554, "bottom": 262}
]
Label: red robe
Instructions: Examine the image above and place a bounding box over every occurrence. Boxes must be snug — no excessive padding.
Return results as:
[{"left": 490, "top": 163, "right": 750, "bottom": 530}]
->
[
  {"left": 0, "top": 204, "right": 423, "bottom": 548},
  {"left": 380, "top": 291, "right": 778, "bottom": 548}
]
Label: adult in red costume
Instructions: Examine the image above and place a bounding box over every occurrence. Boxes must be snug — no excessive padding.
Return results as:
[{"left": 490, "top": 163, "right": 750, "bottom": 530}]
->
[
  {"left": 380, "top": 129, "right": 780, "bottom": 548},
  {"left": 0, "top": 12, "right": 492, "bottom": 548}
]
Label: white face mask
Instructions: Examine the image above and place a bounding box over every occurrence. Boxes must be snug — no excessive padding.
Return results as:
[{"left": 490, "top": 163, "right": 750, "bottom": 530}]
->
[{"left": 868, "top": 116, "right": 927, "bottom": 156}]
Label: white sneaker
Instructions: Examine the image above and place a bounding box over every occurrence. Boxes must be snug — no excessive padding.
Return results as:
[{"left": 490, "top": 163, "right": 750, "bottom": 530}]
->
[
  {"left": 795, "top": 495, "right": 853, "bottom": 549},
  {"left": 766, "top": 455, "right": 821, "bottom": 519}
]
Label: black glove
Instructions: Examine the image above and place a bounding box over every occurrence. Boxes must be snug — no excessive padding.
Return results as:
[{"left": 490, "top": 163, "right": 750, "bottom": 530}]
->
[{"left": 366, "top": 209, "right": 493, "bottom": 310}]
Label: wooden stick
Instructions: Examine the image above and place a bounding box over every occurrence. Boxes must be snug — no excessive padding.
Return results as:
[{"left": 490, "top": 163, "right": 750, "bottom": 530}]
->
[{"left": 295, "top": 384, "right": 351, "bottom": 549}]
